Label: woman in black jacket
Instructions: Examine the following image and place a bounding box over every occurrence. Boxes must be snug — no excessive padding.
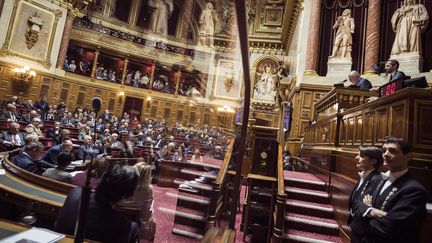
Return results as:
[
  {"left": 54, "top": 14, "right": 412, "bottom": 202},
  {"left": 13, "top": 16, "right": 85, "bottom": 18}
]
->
[{"left": 348, "top": 146, "right": 383, "bottom": 243}]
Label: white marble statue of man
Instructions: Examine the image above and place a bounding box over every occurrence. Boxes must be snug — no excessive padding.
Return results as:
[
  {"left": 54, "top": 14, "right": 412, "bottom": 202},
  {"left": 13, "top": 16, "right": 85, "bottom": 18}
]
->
[
  {"left": 391, "top": 0, "right": 429, "bottom": 55},
  {"left": 199, "top": 2, "right": 218, "bottom": 47},
  {"left": 329, "top": 9, "right": 355, "bottom": 59},
  {"left": 148, "top": 0, "right": 174, "bottom": 36}
]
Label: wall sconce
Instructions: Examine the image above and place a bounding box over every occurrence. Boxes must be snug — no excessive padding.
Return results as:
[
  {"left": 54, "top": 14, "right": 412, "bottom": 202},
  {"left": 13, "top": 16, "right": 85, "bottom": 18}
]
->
[
  {"left": 146, "top": 96, "right": 152, "bottom": 101},
  {"left": 217, "top": 105, "right": 235, "bottom": 113},
  {"left": 12, "top": 66, "right": 36, "bottom": 95},
  {"left": 119, "top": 91, "right": 125, "bottom": 103}
]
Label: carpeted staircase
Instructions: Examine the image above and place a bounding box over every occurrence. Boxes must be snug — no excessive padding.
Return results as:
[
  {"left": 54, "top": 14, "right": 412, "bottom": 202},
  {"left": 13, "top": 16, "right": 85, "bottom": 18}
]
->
[{"left": 282, "top": 171, "right": 342, "bottom": 243}]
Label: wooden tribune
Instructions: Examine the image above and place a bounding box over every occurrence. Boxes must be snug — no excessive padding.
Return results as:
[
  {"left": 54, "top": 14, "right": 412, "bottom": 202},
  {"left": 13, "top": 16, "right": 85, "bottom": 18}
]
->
[{"left": 299, "top": 87, "right": 432, "bottom": 241}]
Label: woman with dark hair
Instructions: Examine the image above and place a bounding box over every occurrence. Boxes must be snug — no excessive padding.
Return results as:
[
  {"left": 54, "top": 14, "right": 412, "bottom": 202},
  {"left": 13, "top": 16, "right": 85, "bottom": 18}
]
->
[
  {"left": 56, "top": 164, "right": 139, "bottom": 243},
  {"left": 348, "top": 146, "right": 383, "bottom": 243}
]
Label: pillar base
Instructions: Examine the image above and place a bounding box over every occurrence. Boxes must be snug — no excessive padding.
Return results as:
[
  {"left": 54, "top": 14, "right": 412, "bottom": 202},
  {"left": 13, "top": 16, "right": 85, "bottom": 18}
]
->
[
  {"left": 362, "top": 70, "right": 379, "bottom": 77},
  {"left": 304, "top": 70, "right": 318, "bottom": 76},
  {"left": 390, "top": 52, "right": 422, "bottom": 76},
  {"left": 326, "top": 58, "right": 352, "bottom": 78}
]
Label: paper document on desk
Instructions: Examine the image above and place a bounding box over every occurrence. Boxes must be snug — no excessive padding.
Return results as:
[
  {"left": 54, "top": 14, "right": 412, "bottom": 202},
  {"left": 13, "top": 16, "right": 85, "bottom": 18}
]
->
[{"left": 0, "top": 227, "right": 64, "bottom": 243}]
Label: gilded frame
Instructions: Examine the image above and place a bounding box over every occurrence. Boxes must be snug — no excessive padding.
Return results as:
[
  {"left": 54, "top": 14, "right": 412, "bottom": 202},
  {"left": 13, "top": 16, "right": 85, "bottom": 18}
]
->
[
  {"left": 212, "top": 58, "right": 243, "bottom": 101},
  {"left": 0, "top": 0, "right": 62, "bottom": 68}
]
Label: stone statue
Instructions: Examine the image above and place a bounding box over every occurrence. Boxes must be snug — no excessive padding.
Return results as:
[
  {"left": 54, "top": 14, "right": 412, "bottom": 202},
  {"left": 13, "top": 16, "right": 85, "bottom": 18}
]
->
[
  {"left": 391, "top": 0, "right": 429, "bottom": 55},
  {"left": 148, "top": 0, "right": 174, "bottom": 35},
  {"left": 253, "top": 66, "right": 277, "bottom": 101},
  {"left": 199, "top": 2, "right": 218, "bottom": 47},
  {"left": 329, "top": 9, "right": 354, "bottom": 59}
]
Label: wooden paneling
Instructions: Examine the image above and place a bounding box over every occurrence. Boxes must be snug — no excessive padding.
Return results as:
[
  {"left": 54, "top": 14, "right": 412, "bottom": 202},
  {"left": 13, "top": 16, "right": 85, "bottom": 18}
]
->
[
  {"left": 354, "top": 114, "right": 362, "bottom": 145},
  {"left": 390, "top": 102, "right": 407, "bottom": 139},
  {"left": 363, "top": 111, "right": 374, "bottom": 145},
  {"left": 374, "top": 107, "right": 388, "bottom": 145},
  {"left": 414, "top": 100, "right": 432, "bottom": 147}
]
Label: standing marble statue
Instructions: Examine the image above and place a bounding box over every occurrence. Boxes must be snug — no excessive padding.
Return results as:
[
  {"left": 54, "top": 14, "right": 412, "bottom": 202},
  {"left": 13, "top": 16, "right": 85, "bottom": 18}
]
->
[
  {"left": 199, "top": 3, "right": 218, "bottom": 47},
  {"left": 329, "top": 9, "right": 355, "bottom": 59},
  {"left": 148, "top": 0, "right": 174, "bottom": 35},
  {"left": 391, "top": 0, "right": 429, "bottom": 55}
]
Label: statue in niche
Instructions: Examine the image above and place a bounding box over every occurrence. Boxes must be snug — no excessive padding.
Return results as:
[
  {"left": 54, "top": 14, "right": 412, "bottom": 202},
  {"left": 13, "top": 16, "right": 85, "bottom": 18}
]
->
[
  {"left": 25, "top": 11, "right": 44, "bottom": 49},
  {"left": 253, "top": 65, "right": 278, "bottom": 101},
  {"left": 199, "top": 2, "right": 218, "bottom": 47},
  {"left": 329, "top": 9, "right": 354, "bottom": 59},
  {"left": 148, "top": 0, "right": 174, "bottom": 35},
  {"left": 391, "top": 0, "right": 429, "bottom": 55}
]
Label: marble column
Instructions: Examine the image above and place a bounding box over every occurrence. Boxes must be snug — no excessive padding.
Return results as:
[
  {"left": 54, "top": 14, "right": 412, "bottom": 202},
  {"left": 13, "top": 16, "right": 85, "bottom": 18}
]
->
[
  {"left": 90, "top": 49, "right": 100, "bottom": 79},
  {"left": 179, "top": 0, "right": 194, "bottom": 39},
  {"left": 121, "top": 58, "right": 129, "bottom": 84},
  {"left": 363, "top": 0, "right": 382, "bottom": 75},
  {"left": 56, "top": 11, "right": 75, "bottom": 69},
  {"left": 304, "top": 0, "right": 322, "bottom": 75},
  {"left": 174, "top": 70, "right": 181, "bottom": 96}
]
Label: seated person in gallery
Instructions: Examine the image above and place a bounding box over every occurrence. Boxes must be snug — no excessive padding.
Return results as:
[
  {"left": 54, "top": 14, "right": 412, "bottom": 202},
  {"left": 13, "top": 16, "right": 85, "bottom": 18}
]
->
[
  {"left": 1, "top": 103, "right": 19, "bottom": 121},
  {"left": 12, "top": 141, "right": 45, "bottom": 175},
  {"left": 0, "top": 122, "right": 25, "bottom": 148},
  {"left": 95, "top": 66, "right": 105, "bottom": 80},
  {"left": 25, "top": 117, "right": 44, "bottom": 138},
  {"left": 55, "top": 164, "right": 140, "bottom": 243},
  {"left": 210, "top": 145, "right": 225, "bottom": 160},
  {"left": 173, "top": 146, "right": 187, "bottom": 162},
  {"left": 68, "top": 60, "right": 77, "bottom": 72},
  {"left": 348, "top": 71, "right": 372, "bottom": 90},
  {"left": 384, "top": 59, "right": 406, "bottom": 83},
  {"left": 42, "top": 152, "right": 73, "bottom": 183},
  {"left": 23, "top": 99, "right": 35, "bottom": 110},
  {"left": 191, "top": 148, "right": 203, "bottom": 163}
]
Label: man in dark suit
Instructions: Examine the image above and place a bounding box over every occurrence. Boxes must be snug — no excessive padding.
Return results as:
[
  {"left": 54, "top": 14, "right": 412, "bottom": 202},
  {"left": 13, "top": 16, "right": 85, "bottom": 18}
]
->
[
  {"left": 353, "top": 137, "right": 428, "bottom": 243},
  {"left": 47, "top": 121, "right": 62, "bottom": 145},
  {"left": 42, "top": 139, "right": 74, "bottom": 165},
  {"left": 348, "top": 70, "right": 372, "bottom": 90},
  {"left": 385, "top": 59, "right": 406, "bottom": 83},
  {"left": 20, "top": 110, "right": 39, "bottom": 125},
  {"left": 77, "top": 135, "right": 99, "bottom": 161},
  {"left": 55, "top": 164, "right": 139, "bottom": 243},
  {"left": 1, "top": 104, "right": 19, "bottom": 122},
  {"left": 12, "top": 141, "right": 45, "bottom": 175},
  {"left": 0, "top": 122, "right": 25, "bottom": 148},
  {"left": 34, "top": 96, "right": 49, "bottom": 120}
]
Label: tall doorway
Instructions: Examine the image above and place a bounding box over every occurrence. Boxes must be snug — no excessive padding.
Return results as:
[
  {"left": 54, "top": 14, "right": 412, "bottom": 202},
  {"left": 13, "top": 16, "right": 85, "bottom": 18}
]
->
[{"left": 123, "top": 96, "right": 144, "bottom": 121}]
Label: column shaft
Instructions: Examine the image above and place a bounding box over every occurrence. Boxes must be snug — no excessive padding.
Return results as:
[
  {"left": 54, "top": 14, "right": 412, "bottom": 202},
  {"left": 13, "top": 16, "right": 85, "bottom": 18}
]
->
[
  {"left": 304, "top": 0, "right": 323, "bottom": 75},
  {"left": 56, "top": 12, "right": 75, "bottom": 68},
  {"left": 364, "top": 0, "right": 382, "bottom": 75}
]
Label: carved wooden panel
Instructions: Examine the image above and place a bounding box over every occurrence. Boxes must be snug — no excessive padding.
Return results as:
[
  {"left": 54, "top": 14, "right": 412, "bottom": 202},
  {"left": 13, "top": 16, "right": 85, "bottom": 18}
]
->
[
  {"left": 390, "top": 102, "right": 406, "bottom": 139},
  {"left": 363, "top": 111, "right": 374, "bottom": 145},
  {"left": 331, "top": 119, "right": 337, "bottom": 144},
  {"left": 414, "top": 100, "right": 432, "bottom": 147},
  {"left": 374, "top": 106, "right": 389, "bottom": 144},
  {"left": 346, "top": 117, "right": 354, "bottom": 145},
  {"left": 302, "top": 91, "right": 313, "bottom": 108},
  {"left": 354, "top": 114, "right": 363, "bottom": 145},
  {"left": 340, "top": 118, "right": 347, "bottom": 145}
]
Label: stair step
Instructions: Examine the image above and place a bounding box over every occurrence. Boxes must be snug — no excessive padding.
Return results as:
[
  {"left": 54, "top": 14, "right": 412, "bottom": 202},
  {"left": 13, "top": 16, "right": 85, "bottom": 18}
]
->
[
  {"left": 285, "top": 187, "right": 329, "bottom": 204},
  {"left": 172, "top": 227, "right": 203, "bottom": 240},
  {"left": 283, "top": 229, "right": 342, "bottom": 243},
  {"left": 285, "top": 177, "right": 327, "bottom": 191},
  {"left": 285, "top": 214, "right": 339, "bottom": 236},
  {"left": 285, "top": 200, "right": 334, "bottom": 219},
  {"left": 167, "top": 192, "right": 210, "bottom": 211},
  {"left": 173, "top": 179, "right": 212, "bottom": 197},
  {"left": 284, "top": 171, "right": 325, "bottom": 183},
  {"left": 180, "top": 169, "right": 217, "bottom": 180}
]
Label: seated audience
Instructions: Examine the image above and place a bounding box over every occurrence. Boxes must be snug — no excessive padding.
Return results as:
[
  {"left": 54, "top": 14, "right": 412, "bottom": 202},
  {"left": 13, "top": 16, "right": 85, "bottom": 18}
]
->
[
  {"left": 47, "top": 122, "right": 62, "bottom": 145},
  {"left": 173, "top": 146, "right": 186, "bottom": 162},
  {"left": 121, "top": 163, "right": 155, "bottom": 241},
  {"left": 1, "top": 104, "right": 19, "bottom": 122},
  {"left": 23, "top": 99, "right": 35, "bottom": 110},
  {"left": 20, "top": 110, "right": 39, "bottom": 124},
  {"left": 352, "top": 137, "right": 428, "bottom": 243},
  {"left": 0, "top": 122, "right": 25, "bottom": 148},
  {"left": 210, "top": 145, "right": 224, "bottom": 160},
  {"left": 42, "top": 138, "right": 74, "bottom": 165},
  {"left": 12, "top": 141, "right": 45, "bottom": 175},
  {"left": 55, "top": 164, "right": 139, "bottom": 243},
  {"left": 42, "top": 152, "right": 73, "bottom": 183}
]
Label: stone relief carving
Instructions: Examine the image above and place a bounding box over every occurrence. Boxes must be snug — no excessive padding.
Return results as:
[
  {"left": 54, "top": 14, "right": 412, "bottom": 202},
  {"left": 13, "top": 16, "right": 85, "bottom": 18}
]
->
[
  {"left": 25, "top": 11, "right": 44, "bottom": 49},
  {"left": 199, "top": 2, "right": 218, "bottom": 47},
  {"left": 391, "top": 0, "right": 429, "bottom": 55}
]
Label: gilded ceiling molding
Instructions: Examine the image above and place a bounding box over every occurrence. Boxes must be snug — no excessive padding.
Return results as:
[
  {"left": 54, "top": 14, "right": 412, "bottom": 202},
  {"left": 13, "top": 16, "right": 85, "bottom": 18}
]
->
[{"left": 283, "top": 0, "right": 303, "bottom": 54}]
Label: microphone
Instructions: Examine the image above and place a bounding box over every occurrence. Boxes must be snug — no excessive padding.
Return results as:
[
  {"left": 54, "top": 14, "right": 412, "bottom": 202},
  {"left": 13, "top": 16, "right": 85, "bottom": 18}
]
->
[
  {"left": 91, "top": 97, "right": 102, "bottom": 114},
  {"left": 334, "top": 79, "right": 347, "bottom": 87}
]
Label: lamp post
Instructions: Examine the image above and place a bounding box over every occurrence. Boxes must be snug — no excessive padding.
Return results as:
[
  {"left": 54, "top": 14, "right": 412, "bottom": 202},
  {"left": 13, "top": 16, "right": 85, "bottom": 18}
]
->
[{"left": 12, "top": 66, "right": 36, "bottom": 95}]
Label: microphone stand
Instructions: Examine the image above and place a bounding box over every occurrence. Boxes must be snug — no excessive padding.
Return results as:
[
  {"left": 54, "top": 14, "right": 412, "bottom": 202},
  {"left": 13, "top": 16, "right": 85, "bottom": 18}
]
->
[{"left": 74, "top": 110, "right": 99, "bottom": 243}]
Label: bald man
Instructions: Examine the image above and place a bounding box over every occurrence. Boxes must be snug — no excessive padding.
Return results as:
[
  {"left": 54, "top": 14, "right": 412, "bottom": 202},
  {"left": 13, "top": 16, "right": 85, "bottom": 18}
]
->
[{"left": 348, "top": 71, "right": 372, "bottom": 90}]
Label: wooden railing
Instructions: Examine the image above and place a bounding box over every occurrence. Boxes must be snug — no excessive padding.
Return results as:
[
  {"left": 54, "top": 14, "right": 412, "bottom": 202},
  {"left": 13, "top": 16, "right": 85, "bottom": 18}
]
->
[
  {"left": 273, "top": 144, "right": 286, "bottom": 242},
  {"left": 207, "top": 137, "right": 235, "bottom": 227}
]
